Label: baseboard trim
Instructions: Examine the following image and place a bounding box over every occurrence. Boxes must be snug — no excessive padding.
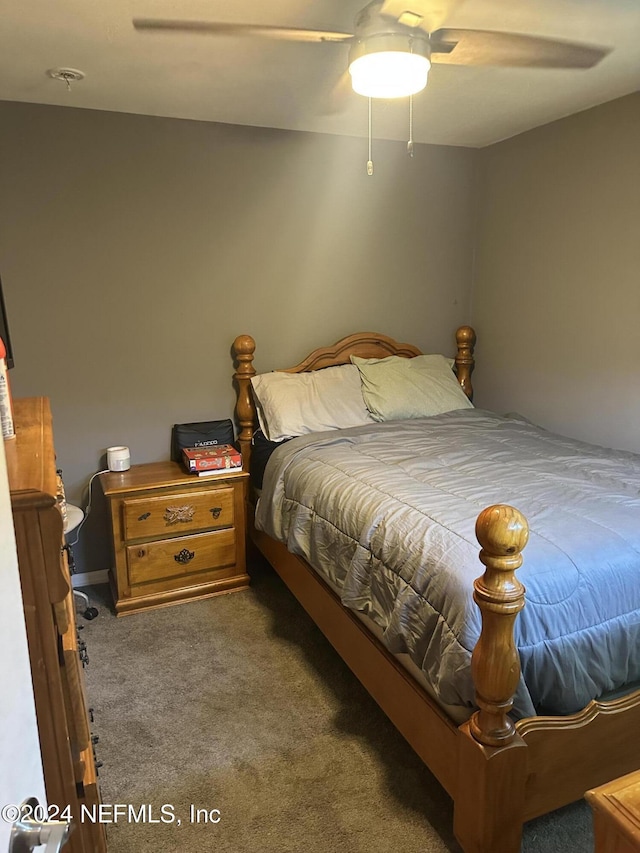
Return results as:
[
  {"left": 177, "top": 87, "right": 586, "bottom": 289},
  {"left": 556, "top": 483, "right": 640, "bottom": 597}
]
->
[{"left": 71, "top": 570, "right": 110, "bottom": 588}]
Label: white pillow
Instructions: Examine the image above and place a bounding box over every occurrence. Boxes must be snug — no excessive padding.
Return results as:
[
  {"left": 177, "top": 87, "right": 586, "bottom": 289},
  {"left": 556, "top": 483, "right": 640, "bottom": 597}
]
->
[
  {"left": 350, "top": 354, "right": 473, "bottom": 422},
  {"left": 251, "top": 364, "right": 375, "bottom": 442}
]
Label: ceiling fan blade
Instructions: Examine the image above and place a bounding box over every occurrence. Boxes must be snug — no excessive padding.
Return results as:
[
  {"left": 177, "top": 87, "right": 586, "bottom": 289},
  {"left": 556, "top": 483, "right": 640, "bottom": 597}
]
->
[
  {"left": 379, "top": 0, "right": 466, "bottom": 33},
  {"left": 430, "top": 29, "right": 611, "bottom": 68},
  {"left": 133, "top": 19, "right": 353, "bottom": 44}
]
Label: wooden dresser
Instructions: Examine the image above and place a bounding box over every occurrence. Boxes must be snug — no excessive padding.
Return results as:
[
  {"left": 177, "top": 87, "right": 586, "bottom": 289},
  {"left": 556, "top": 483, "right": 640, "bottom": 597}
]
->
[
  {"left": 587, "top": 770, "right": 640, "bottom": 853},
  {"left": 7, "top": 397, "right": 106, "bottom": 853},
  {"left": 101, "top": 461, "right": 249, "bottom": 615}
]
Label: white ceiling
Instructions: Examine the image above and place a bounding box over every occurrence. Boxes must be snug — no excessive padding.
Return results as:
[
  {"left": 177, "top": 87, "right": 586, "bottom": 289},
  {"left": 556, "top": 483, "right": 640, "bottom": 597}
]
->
[{"left": 0, "top": 0, "right": 638, "bottom": 147}]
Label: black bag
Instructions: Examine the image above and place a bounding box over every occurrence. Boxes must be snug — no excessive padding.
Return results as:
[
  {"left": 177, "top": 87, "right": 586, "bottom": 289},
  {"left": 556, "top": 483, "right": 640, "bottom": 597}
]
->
[{"left": 171, "top": 419, "right": 235, "bottom": 462}]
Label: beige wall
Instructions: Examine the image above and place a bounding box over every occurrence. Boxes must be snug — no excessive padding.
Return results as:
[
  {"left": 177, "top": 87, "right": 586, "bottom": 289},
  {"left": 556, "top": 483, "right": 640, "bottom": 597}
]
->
[
  {"left": 3, "top": 94, "right": 636, "bottom": 574},
  {"left": 472, "top": 93, "right": 640, "bottom": 453},
  {"left": 0, "top": 101, "right": 477, "bottom": 571}
]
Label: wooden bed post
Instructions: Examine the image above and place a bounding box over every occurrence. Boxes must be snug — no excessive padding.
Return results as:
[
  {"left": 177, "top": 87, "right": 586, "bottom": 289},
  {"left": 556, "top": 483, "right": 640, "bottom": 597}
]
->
[
  {"left": 471, "top": 504, "right": 529, "bottom": 747},
  {"left": 233, "top": 334, "right": 256, "bottom": 473},
  {"left": 455, "top": 325, "right": 476, "bottom": 400},
  {"left": 453, "top": 504, "right": 530, "bottom": 853}
]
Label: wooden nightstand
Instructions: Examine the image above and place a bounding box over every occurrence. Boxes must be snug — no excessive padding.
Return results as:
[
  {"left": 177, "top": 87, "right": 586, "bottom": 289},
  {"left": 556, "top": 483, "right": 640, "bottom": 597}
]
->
[
  {"left": 100, "top": 461, "right": 249, "bottom": 615},
  {"left": 586, "top": 770, "right": 640, "bottom": 853}
]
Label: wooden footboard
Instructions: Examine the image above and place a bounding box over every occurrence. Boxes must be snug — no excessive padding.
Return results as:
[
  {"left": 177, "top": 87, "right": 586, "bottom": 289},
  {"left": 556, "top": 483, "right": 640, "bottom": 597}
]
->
[
  {"left": 519, "top": 693, "right": 640, "bottom": 821},
  {"left": 233, "top": 331, "right": 640, "bottom": 853}
]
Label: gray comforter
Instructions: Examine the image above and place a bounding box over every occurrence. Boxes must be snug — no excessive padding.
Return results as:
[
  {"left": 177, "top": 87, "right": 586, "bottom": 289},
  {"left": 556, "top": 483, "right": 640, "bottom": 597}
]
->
[{"left": 255, "top": 409, "right": 640, "bottom": 719}]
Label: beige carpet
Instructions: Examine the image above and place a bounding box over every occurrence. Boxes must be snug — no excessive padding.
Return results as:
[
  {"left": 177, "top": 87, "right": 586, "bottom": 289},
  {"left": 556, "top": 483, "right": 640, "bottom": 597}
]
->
[{"left": 81, "top": 560, "right": 593, "bottom": 852}]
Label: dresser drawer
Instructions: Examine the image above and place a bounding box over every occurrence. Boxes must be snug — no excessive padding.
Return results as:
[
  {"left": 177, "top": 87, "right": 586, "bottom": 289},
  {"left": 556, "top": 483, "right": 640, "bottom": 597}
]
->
[
  {"left": 122, "top": 487, "right": 234, "bottom": 541},
  {"left": 127, "top": 528, "right": 236, "bottom": 586}
]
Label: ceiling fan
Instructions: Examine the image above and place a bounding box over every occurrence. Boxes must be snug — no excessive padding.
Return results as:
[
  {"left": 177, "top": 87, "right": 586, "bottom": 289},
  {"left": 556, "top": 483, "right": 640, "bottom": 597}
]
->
[{"left": 133, "top": 0, "right": 611, "bottom": 106}]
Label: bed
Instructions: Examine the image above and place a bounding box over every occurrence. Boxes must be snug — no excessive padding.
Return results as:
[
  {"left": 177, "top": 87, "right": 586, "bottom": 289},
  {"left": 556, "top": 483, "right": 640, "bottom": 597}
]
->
[{"left": 232, "top": 326, "right": 640, "bottom": 853}]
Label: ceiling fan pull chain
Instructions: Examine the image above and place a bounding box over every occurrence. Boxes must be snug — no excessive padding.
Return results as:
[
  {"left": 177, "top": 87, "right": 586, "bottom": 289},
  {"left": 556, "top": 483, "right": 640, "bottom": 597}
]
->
[
  {"left": 408, "top": 94, "right": 414, "bottom": 158},
  {"left": 407, "top": 42, "right": 415, "bottom": 158},
  {"left": 367, "top": 97, "right": 374, "bottom": 176}
]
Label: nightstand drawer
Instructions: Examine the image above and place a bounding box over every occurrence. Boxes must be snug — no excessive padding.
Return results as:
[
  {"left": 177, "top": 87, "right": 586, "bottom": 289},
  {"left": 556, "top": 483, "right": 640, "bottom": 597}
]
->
[
  {"left": 123, "top": 487, "right": 234, "bottom": 541},
  {"left": 127, "top": 528, "right": 236, "bottom": 585}
]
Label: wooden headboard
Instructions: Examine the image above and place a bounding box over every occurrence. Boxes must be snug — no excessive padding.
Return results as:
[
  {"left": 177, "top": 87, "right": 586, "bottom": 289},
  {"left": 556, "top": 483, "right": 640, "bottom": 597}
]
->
[{"left": 233, "top": 326, "right": 476, "bottom": 472}]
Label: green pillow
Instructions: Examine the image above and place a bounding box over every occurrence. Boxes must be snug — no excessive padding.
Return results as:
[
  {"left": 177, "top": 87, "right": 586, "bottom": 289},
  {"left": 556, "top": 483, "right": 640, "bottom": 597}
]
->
[{"left": 350, "top": 354, "right": 473, "bottom": 422}]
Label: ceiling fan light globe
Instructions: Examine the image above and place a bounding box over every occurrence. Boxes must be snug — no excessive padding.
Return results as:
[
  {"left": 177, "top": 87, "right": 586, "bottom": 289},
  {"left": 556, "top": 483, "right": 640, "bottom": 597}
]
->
[{"left": 349, "top": 51, "right": 430, "bottom": 98}]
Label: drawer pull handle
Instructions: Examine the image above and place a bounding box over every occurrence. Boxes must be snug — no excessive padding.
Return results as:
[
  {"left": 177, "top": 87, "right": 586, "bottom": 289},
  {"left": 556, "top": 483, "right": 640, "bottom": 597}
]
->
[
  {"left": 164, "top": 505, "right": 195, "bottom": 525},
  {"left": 138, "top": 512, "right": 151, "bottom": 521},
  {"left": 174, "top": 548, "right": 195, "bottom": 565},
  {"left": 210, "top": 507, "right": 222, "bottom": 519},
  {"left": 138, "top": 549, "right": 145, "bottom": 558}
]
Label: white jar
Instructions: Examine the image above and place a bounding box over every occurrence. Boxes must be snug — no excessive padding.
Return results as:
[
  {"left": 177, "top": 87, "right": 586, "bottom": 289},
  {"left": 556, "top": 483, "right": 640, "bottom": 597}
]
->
[{"left": 107, "top": 446, "right": 131, "bottom": 471}]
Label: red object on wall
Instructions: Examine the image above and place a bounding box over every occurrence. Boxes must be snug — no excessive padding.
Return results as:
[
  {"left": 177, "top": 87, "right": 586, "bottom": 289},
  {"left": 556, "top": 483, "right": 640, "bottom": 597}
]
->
[{"left": 0, "top": 337, "right": 15, "bottom": 440}]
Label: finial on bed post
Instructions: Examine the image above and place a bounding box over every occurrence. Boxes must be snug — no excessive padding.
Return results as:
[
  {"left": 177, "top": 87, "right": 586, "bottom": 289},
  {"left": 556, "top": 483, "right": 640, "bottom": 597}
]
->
[
  {"left": 470, "top": 504, "right": 529, "bottom": 747},
  {"left": 233, "top": 334, "right": 256, "bottom": 473},
  {"left": 455, "top": 325, "right": 476, "bottom": 400}
]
